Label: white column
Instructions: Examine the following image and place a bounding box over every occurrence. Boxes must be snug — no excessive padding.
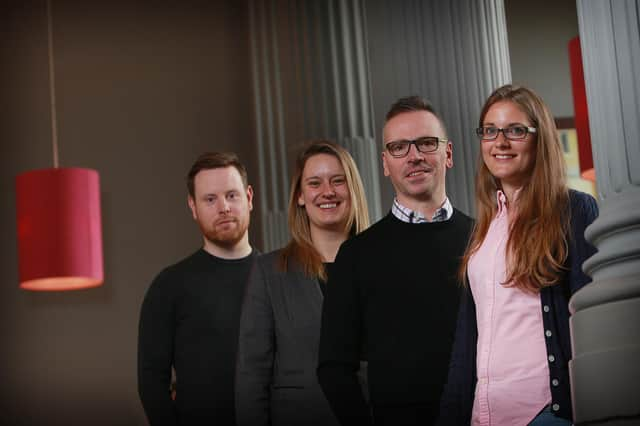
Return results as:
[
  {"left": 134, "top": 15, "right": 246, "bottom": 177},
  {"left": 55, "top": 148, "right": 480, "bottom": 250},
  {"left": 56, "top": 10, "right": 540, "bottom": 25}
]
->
[
  {"left": 570, "top": 1, "right": 640, "bottom": 424},
  {"left": 249, "top": 0, "right": 381, "bottom": 251},
  {"left": 249, "top": 0, "right": 290, "bottom": 251},
  {"left": 326, "top": 0, "right": 382, "bottom": 221}
]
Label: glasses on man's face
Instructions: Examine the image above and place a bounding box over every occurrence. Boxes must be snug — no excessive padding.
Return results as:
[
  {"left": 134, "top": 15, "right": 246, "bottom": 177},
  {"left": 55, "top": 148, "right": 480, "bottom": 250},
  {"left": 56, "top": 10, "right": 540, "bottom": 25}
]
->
[
  {"left": 384, "top": 136, "right": 448, "bottom": 158},
  {"left": 476, "top": 125, "right": 537, "bottom": 141}
]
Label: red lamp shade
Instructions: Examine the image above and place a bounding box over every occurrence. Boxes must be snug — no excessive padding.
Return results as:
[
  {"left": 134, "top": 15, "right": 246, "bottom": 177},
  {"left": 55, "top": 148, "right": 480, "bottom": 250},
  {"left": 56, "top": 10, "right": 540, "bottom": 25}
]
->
[{"left": 16, "top": 168, "right": 104, "bottom": 291}]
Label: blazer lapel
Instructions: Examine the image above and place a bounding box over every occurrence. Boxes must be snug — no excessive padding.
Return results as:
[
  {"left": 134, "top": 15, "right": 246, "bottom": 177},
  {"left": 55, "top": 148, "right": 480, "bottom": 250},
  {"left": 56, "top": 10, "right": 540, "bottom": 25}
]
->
[{"left": 282, "top": 261, "right": 323, "bottom": 329}]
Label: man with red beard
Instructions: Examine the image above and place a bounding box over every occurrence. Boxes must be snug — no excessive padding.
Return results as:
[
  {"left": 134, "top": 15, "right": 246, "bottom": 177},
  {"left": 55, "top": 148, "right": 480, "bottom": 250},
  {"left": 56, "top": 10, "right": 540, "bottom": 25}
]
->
[{"left": 138, "top": 152, "right": 257, "bottom": 425}]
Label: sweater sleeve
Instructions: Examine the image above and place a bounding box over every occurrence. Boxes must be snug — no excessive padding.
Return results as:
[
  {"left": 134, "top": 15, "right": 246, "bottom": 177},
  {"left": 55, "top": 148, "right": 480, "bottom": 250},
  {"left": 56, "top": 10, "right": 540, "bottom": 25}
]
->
[
  {"left": 317, "top": 242, "right": 373, "bottom": 425},
  {"left": 137, "top": 271, "right": 178, "bottom": 426},
  {"left": 569, "top": 190, "right": 599, "bottom": 294},
  {"left": 235, "top": 258, "right": 275, "bottom": 426}
]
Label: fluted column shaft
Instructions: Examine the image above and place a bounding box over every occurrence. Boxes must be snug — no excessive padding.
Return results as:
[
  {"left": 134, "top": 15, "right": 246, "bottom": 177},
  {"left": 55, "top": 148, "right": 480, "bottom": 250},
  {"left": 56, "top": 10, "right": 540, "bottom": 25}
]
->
[
  {"left": 249, "top": 0, "right": 381, "bottom": 251},
  {"left": 365, "top": 0, "right": 511, "bottom": 214},
  {"left": 570, "top": 1, "right": 640, "bottom": 424}
]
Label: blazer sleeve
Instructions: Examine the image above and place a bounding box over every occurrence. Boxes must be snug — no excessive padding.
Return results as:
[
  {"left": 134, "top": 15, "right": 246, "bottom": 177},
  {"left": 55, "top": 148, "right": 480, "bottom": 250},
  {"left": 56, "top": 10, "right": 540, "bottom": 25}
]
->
[
  {"left": 235, "top": 257, "right": 276, "bottom": 426},
  {"left": 317, "top": 241, "right": 373, "bottom": 425},
  {"left": 437, "top": 283, "right": 478, "bottom": 426},
  {"left": 137, "top": 271, "right": 179, "bottom": 426},
  {"left": 569, "top": 190, "right": 599, "bottom": 294}
]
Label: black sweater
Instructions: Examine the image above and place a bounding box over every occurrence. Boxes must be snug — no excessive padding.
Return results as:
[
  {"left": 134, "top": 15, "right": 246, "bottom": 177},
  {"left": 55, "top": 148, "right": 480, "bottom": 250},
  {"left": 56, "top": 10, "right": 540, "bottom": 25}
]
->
[
  {"left": 318, "top": 211, "right": 473, "bottom": 425},
  {"left": 138, "top": 249, "right": 256, "bottom": 425}
]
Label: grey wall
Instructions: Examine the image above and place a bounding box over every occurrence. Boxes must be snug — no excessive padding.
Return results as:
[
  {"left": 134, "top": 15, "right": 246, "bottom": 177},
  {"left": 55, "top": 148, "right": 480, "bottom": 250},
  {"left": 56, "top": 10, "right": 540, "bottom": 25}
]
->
[
  {"left": 0, "top": 0, "right": 253, "bottom": 424},
  {"left": 505, "top": 0, "right": 579, "bottom": 118}
]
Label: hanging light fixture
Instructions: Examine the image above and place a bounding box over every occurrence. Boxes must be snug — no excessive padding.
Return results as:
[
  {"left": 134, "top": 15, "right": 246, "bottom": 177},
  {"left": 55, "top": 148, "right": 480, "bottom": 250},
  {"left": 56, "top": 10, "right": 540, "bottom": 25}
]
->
[{"left": 15, "top": 0, "right": 103, "bottom": 291}]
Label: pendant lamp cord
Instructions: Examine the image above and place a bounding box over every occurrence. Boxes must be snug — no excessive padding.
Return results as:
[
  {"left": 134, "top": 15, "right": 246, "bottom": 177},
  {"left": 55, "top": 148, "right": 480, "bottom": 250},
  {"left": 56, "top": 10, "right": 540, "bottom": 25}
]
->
[{"left": 46, "top": 0, "right": 59, "bottom": 168}]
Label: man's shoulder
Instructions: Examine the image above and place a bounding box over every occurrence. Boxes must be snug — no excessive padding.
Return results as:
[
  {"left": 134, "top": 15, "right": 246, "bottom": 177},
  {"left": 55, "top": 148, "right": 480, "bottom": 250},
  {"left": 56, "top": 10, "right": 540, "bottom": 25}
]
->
[
  {"left": 164, "top": 249, "right": 207, "bottom": 272},
  {"left": 149, "top": 249, "right": 207, "bottom": 287},
  {"left": 451, "top": 208, "right": 475, "bottom": 228},
  {"left": 343, "top": 213, "right": 395, "bottom": 248},
  {"left": 343, "top": 208, "right": 474, "bottom": 248}
]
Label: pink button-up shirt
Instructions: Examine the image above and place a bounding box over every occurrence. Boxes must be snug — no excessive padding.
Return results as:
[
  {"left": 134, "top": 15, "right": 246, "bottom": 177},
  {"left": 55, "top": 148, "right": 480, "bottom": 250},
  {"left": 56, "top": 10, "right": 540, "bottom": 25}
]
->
[{"left": 468, "top": 191, "right": 551, "bottom": 425}]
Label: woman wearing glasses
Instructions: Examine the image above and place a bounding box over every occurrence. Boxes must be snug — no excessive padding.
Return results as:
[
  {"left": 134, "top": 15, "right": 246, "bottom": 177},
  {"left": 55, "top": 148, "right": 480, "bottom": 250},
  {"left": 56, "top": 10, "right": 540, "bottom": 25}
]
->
[
  {"left": 235, "top": 140, "right": 369, "bottom": 426},
  {"left": 439, "top": 85, "right": 598, "bottom": 425}
]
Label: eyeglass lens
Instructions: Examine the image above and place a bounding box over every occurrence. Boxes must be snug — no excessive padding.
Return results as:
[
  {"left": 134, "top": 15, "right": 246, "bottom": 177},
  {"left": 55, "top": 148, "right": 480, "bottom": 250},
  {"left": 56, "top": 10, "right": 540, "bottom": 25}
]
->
[
  {"left": 386, "top": 137, "right": 439, "bottom": 156},
  {"left": 478, "top": 126, "right": 528, "bottom": 140}
]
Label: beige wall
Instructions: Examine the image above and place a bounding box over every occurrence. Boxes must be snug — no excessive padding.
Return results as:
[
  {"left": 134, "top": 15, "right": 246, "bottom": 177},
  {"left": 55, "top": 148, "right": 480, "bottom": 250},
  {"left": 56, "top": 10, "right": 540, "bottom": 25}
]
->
[{"left": 0, "top": 1, "right": 255, "bottom": 424}]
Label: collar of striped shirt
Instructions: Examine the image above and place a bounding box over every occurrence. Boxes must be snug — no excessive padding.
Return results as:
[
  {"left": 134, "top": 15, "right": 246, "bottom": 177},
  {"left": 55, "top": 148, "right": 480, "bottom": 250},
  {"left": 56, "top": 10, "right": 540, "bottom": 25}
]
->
[{"left": 391, "top": 197, "right": 453, "bottom": 223}]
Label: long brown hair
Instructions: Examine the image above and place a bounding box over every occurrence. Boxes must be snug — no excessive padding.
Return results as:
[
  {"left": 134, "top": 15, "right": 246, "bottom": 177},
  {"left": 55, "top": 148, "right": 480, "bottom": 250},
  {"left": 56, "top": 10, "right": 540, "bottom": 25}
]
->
[
  {"left": 280, "top": 140, "right": 370, "bottom": 280},
  {"left": 461, "top": 85, "right": 570, "bottom": 292}
]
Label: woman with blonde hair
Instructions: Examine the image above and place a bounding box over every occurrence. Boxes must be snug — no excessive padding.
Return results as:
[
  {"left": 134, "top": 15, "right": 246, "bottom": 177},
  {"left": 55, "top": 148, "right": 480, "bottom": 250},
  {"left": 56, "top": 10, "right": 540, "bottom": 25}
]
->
[
  {"left": 235, "top": 140, "right": 369, "bottom": 426},
  {"left": 439, "top": 85, "right": 598, "bottom": 425}
]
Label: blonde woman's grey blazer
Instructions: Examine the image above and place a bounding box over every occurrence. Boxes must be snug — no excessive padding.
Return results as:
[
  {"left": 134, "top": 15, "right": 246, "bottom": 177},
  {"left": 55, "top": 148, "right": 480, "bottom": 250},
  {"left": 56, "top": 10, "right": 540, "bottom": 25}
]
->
[{"left": 235, "top": 249, "right": 340, "bottom": 426}]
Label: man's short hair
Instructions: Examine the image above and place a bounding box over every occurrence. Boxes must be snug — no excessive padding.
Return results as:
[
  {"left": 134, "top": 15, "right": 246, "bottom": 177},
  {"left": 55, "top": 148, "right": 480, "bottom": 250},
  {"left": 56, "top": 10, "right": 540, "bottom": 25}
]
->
[
  {"left": 187, "top": 152, "right": 249, "bottom": 197},
  {"left": 385, "top": 95, "right": 448, "bottom": 136}
]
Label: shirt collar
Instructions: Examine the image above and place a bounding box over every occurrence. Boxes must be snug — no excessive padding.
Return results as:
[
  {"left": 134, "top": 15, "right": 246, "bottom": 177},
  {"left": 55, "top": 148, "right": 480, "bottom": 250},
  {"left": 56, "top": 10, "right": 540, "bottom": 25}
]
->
[
  {"left": 496, "top": 190, "right": 508, "bottom": 217},
  {"left": 391, "top": 197, "right": 453, "bottom": 223},
  {"left": 496, "top": 188, "right": 522, "bottom": 217}
]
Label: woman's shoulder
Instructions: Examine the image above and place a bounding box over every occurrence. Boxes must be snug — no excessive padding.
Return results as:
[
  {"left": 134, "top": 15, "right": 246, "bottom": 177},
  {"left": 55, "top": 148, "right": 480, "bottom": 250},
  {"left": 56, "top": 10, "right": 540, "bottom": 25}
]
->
[
  {"left": 254, "top": 248, "right": 286, "bottom": 272},
  {"left": 568, "top": 188, "right": 597, "bottom": 204},
  {"left": 255, "top": 247, "right": 308, "bottom": 279},
  {"left": 568, "top": 189, "right": 599, "bottom": 221}
]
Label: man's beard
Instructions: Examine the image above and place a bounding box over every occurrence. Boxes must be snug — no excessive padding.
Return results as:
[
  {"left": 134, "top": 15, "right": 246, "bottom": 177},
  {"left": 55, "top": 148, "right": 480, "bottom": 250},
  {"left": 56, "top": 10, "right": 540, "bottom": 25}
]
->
[{"left": 200, "top": 215, "right": 250, "bottom": 248}]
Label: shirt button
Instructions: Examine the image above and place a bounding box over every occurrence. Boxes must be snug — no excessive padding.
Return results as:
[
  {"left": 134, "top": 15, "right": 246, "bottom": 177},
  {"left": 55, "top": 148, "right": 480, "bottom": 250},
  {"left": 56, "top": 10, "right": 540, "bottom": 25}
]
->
[
  {"left": 552, "top": 403, "right": 560, "bottom": 411},
  {"left": 543, "top": 305, "right": 550, "bottom": 312},
  {"left": 545, "top": 330, "right": 552, "bottom": 337},
  {"left": 552, "top": 379, "right": 559, "bottom": 386},
  {"left": 548, "top": 355, "right": 555, "bottom": 362}
]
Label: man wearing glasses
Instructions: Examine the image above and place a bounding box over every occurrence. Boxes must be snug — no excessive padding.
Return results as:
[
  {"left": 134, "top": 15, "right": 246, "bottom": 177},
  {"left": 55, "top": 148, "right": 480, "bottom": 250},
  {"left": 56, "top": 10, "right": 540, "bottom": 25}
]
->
[{"left": 318, "top": 96, "right": 473, "bottom": 426}]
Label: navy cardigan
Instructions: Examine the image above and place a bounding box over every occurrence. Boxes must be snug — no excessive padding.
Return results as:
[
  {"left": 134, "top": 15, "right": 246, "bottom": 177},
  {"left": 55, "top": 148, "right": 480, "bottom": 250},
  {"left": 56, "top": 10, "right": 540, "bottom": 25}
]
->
[{"left": 438, "top": 189, "right": 599, "bottom": 424}]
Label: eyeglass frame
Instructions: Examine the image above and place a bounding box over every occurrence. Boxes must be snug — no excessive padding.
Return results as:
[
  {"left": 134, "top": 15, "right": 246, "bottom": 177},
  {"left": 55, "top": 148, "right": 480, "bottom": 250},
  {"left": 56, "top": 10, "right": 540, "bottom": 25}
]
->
[
  {"left": 476, "top": 125, "right": 537, "bottom": 141},
  {"left": 384, "top": 136, "right": 449, "bottom": 158}
]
